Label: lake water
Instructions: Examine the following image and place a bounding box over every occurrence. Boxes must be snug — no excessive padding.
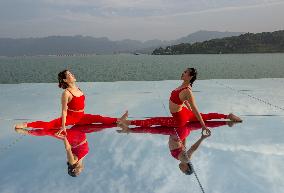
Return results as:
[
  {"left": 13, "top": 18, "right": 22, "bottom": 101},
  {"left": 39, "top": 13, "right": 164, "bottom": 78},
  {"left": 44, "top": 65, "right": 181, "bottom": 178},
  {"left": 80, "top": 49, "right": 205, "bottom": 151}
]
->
[{"left": 1, "top": 53, "right": 284, "bottom": 83}]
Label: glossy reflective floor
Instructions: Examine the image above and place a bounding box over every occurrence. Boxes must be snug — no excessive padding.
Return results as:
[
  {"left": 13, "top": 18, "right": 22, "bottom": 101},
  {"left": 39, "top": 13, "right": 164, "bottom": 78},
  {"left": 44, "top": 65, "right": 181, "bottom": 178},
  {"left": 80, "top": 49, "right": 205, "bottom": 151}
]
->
[{"left": 1, "top": 79, "right": 283, "bottom": 193}]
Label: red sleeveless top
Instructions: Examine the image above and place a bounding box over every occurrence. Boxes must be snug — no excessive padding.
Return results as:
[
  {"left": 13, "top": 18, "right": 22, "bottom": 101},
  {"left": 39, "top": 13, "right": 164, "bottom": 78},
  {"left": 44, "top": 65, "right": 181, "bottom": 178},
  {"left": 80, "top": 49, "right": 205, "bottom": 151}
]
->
[
  {"left": 170, "top": 127, "right": 191, "bottom": 160},
  {"left": 67, "top": 129, "right": 89, "bottom": 161},
  {"left": 72, "top": 142, "right": 89, "bottom": 161},
  {"left": 170, "top": 86, "right": 190, "bottom": 105},
  {"left": 170, "top": 147, "right": 183, "bottom": 160},
  {"left": 67, "top": 88, "right": 85, "bottom": 111}
]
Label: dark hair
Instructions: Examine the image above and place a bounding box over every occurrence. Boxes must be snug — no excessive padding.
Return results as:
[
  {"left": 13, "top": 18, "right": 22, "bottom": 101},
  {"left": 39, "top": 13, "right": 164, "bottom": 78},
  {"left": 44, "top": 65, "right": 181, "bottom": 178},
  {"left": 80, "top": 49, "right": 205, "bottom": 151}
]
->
[
  {"left": 184, "top": 162, "right": 194, "bottom": 175},
  {"left": 188, "top": 68, "right": 197, "bottom": 87},
  {"left": 67, "top": 162, "right": 78, "bottom": 177},
  {"left": 58, "top": 70, "right": 69, "bottom": 89},
  {"left": 179, "top": 161, "right": 194, "bottom": 175}
]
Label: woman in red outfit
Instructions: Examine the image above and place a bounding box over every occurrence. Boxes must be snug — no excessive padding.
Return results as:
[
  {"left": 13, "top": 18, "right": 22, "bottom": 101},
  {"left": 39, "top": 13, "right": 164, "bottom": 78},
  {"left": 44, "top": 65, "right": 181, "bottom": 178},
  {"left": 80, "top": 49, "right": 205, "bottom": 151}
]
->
[
  {"left": 121, "top": 68, "right": 242, "bottom": 131},
  {"left": 14, "top": 70, "right": 127, "bottom": 134},
  {"left": 167, "top": 68, "right": 241, "bottom": 132},
  {"left": 16, "top": 123, "right": 117, "bottom": 177}
]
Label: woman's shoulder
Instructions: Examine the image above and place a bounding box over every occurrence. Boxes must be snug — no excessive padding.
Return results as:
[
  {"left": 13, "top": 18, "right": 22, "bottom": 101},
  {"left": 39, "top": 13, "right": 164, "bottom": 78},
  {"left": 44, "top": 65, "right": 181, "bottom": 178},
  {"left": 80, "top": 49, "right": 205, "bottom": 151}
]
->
[
  {"left": 186, "top": 85, "right": 192, "bottom": 90},
  {"left": 62, "top": 89, "right": 72, "bottom": 97},
  {"left": 181, "top": 86, "right": 192, "bottom": 94},
  {"left": 181, "top": 86, "right": 193, "bottom": 100}
]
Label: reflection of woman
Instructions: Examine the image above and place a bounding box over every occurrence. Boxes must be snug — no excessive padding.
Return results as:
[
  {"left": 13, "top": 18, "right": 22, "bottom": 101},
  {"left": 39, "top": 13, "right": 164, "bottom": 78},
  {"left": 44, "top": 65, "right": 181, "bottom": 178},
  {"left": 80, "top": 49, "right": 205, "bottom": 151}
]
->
[
  {"left": 14, "top": 70, "right": 127, "bottom": 134},
  {"left": 118, "top": 121, "right": 230, "bottom": 175},
  {"left": 16, "top": 123, "right": 117, "bottom": 177},
  {"left": 169, "top": 127, "right": 210, "bottom": 175},
  {"left": 121, "top": 68, "right": 242, "bottom": 132}
]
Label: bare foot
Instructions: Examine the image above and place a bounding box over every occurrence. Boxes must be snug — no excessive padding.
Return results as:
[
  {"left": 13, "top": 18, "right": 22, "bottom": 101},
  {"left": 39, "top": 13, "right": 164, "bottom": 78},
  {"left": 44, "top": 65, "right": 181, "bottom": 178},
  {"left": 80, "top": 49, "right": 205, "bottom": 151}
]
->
[
  {"left": 15, "top": 128, "right": 29, "bottom": 135},
  {"left": 120, "top": 111, "right": 128, "bottom": 121},
  {"left": 117, "top": 111, "right": 131, "bottom": 126},
  {"left": 227, "top": 113, "right": 242, "bottom": 122},
  {"left": 226, "top": 121, "right": 241, "bottom": 127},
  {"left": 117, "top": 122, "right": 131, "bottom": 134},
  {"left": 14, "top": 122, "right": 27, "bottom": 129},
  {"left": 117, "top": 111, "right": 128, "bottom": 125}
]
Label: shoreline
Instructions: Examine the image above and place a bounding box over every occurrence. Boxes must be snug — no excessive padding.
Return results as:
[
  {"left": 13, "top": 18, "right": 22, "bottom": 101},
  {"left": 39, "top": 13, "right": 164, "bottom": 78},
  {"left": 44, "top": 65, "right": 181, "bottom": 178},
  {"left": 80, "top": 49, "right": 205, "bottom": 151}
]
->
[{"left": 1, "top": 77, "right": 283, "bottom": 85}]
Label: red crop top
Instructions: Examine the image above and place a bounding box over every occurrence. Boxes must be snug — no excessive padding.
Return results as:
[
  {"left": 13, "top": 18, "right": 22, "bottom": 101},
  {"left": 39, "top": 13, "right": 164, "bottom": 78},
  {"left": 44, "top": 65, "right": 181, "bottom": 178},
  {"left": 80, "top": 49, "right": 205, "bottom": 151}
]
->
[
  {"left": 170, "top": 147, "right": 183, "bottom": 160},
  {"left": 67, "top": 88, "right": 85, "bottom": 111},
  {"left": 170, "top": 86, "right": 190, "bottom": 105},
  {"left": 67, "top": 129, "right": 89, "bottom": 162},
  {"left": 72, "top": 142, "right": 89, "bottom": 162}
]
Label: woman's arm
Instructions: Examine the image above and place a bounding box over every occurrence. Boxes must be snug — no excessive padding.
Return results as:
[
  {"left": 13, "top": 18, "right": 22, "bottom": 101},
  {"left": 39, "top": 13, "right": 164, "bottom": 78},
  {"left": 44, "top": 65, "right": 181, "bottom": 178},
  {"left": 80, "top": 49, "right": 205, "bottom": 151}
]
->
[
  {"left": 185, "top": 89, "right": 210, "bottom": 135},
  {"left": 184, "top": 133, "right": 210, "bottom": 160},
  {"left": 56, "top": 91, "right": 69, "bottom": 135},
  {"left": 64, "top": 137, "right": 76, "bottom": 165},
  {"left": 61, "top": 91, "right": 69, "bottom": 130},
  {"left": 184, "top": 100, "right": 192, "bottom": 111}
]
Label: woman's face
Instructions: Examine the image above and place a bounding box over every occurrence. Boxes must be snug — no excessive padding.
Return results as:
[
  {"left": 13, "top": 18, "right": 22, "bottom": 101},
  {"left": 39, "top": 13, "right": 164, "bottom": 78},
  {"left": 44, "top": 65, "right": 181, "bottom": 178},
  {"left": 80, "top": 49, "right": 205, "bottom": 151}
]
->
[
  {"left": 64, "top": 71, "right": 76, "bottom": 84},
  {"left": 179, "top": 162, "right": 190, "bottom": 174},
  {"left": 73, "top": 163, "right": 84, "bottom": 176},
  {"left": 181, "top": 69, "right": 191, "bottom": 81}
]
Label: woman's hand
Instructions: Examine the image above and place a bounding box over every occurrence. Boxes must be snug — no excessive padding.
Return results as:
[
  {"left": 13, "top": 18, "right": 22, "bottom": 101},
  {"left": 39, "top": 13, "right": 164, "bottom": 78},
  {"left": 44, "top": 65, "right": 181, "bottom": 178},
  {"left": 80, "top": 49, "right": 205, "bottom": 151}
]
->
[
  {"left": 116, "top": 127, "right": 131, "bottom": 134},
  {"left": 56, "top": 127, "right": 67, "bottom": 136},
  {"left": 201, "top": 126, "right": 211, "bottom": 137},
  {"left": 55, "top": 133, "right": 65, "bottom": 139}
]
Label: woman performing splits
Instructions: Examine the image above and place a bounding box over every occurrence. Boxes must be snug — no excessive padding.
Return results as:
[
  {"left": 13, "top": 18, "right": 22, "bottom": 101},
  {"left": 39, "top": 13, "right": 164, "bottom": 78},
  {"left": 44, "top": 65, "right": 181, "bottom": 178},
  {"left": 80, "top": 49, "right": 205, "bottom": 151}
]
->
[
  {"left": 120, "top": 68, "right": 242, "bottom": 132},
  {"left": 16, "top": 123, "right": 118, "bottom": 177},
  {"left": 14, "top": 70, "right": 127, "bottom": 135}
]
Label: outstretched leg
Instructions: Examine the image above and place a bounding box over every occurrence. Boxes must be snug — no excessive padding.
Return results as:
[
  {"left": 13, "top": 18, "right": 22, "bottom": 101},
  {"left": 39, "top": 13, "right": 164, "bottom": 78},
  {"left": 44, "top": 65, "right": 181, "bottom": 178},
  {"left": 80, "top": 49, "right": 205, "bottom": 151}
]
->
[
  {"left": 128, "top": 117, "right": 177, "bottom": 127},
  {"left": 227, "top": 113, "right": 242, "bottom": 122},
  {"left": 188, "top": 112, "right": 227, "bottom": 122},
  {"left": 76, "top": 112, "right": 128, "bottom": 125},
  {"left": 15, "top": 111, "right": 83, "bottom": 130},
  {"left": 186, "top": 110, "right": 242, "bottom": 122},
  {"left": 119, "top": 109, "right": 242, "bottom": 129},
  {"left": 25, "top": 117, "right": 63, "bottom": 130},
  {"left": 15, "top": 118, "right": 62, "bottom": 130}
]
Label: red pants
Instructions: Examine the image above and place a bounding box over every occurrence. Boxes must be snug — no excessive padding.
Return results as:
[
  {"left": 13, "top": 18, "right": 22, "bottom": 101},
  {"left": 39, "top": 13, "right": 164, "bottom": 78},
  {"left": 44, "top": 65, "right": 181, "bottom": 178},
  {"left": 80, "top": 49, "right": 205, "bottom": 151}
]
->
[
  {"left": 130, "top": 121, "right": 228, "bottom": 141},
  {"left": 27, "top": 124, "right": 118, "bottom": 140},
  {"left": 28, "top": 128, "right": 86, "bottom": 143},
  {"left": 131, "top": 107, "right": 227, "bottom": 127},
  {"left": 27, "top": 110, "right": 118, "bottom": 130}
]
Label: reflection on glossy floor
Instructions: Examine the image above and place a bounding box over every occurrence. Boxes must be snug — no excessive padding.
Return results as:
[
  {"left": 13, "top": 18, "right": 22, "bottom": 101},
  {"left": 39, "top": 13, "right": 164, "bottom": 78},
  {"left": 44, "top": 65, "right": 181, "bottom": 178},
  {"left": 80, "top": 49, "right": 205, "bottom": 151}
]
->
[{"left": 0, "top": 79, "right": 283, "bottom": 193}]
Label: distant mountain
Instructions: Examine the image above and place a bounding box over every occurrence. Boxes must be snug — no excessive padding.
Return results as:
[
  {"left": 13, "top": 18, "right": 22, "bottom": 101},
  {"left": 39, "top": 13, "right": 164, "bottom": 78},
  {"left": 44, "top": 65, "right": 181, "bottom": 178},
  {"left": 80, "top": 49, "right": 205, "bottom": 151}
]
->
[
  {"left": 152, "top": 30, "right": 284, "bottom": 55},
  {"left": 0, "top": 36, "right": 118, "bottom": 56},
  {"left": 173, "top": 30, "right": 243, "bottom": 44},
  {"left": 0, "top": 31, "right": 244, "bottom": 56},
  {"left": 134, "top": 30, "right": 244, "bottom": 54}
]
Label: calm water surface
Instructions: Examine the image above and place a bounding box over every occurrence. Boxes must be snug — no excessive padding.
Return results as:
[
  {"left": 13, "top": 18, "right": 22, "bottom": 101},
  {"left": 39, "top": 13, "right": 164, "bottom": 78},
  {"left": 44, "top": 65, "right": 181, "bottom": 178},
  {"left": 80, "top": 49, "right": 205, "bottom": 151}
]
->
[{"left": 1, "top": 53, "right": 284, "bottom": 83}]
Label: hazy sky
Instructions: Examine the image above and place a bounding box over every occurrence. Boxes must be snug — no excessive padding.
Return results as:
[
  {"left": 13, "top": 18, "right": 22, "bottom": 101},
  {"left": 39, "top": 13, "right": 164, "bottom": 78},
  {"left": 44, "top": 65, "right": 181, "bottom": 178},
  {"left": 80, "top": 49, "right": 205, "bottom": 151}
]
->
[{"left": 0, "top": 0, "right": 284, "bottom": 41}]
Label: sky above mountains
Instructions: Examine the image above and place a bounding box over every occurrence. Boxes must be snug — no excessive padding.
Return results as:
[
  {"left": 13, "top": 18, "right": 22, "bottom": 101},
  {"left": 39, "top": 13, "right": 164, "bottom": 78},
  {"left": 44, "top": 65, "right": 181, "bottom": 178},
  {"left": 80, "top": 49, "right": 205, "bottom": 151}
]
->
[{"left": 0, "top": 0, "right": 283, "bottom": 41}]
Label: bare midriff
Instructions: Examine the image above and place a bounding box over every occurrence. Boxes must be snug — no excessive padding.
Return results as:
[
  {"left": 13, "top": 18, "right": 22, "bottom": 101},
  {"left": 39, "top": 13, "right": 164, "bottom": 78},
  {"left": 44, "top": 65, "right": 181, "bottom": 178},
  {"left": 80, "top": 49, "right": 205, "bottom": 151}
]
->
[
  {"left": 67, "top": 108, "right": 84, "bottom": 113},
  {"left": 169, "top": 100, "right": 183, "bottom": 113},
  {"left": 72, "top": 139, "right": 87, "bottom": 148},
  {"left": 168, "top": 136, "right": 183, "bottom": 150}
]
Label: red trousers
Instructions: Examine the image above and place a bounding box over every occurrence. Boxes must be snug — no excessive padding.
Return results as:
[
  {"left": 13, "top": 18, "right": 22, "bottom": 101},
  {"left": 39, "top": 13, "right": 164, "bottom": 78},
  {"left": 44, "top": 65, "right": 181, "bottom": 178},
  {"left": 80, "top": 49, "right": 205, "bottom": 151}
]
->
[
  {"left": 131, "top": 107, "right": 227, "bottom": 127},
  {"left": 130, "top": 121, "right": 228, "bottom": 141},
  {"left": 27, "top": 110, "right": 118, "bottom": 130}
]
